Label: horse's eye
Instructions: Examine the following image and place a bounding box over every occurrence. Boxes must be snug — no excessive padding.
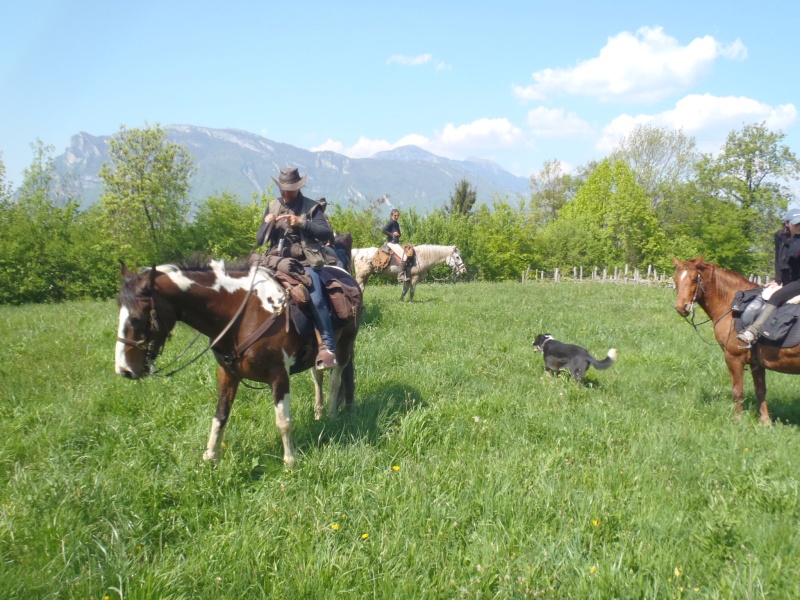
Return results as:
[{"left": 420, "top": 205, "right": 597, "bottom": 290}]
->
[{"left": 129, "top": 318, "right": 143, "bottom": 328}]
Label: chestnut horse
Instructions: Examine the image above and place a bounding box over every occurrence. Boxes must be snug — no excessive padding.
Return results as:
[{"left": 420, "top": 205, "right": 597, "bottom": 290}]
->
[
  {"left": 115, "top": 259, "right": 361, "bottom": 465},
  {"left": 672, "top": 257, "right": 800, "bottom": 424}
]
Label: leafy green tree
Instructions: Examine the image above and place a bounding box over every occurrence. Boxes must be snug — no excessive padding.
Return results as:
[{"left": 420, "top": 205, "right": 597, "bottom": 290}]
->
[
  {"left": 610, "top": 124, "right": 699, "bottom": 209},
  {"left": 327, "top": 197, "right": 385, "bottom": 248},
  {"left": 561, "top": 159, "right": 666, "bottom": 268},
  {"left": 469, "top": 197, "right": 539, "bottom": 280},
  {"left": 446, "top": 178, "right": 478, "bottom": 217},
  {"left": 0, "top": 141, "right": 80, "bottom": 303},
  {"left": 528, "top": 159, "right": 577, "bottom": 224},
  {"left": 190, "top": 192, "right": 266, "bottom": 259},
  {"left": 694, "top": 122, "right": 800, "bottom": 271},
  {"left": 0, "top": 151, "right": 13, "bottom": 202},
  {"left": 99, "top": 123, "right": 195, "bottom": 266}
]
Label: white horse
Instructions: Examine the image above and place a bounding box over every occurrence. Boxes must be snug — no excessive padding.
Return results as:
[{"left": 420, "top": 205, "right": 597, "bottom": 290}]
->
[{"left": 351, "top": 244, "right": 467, "bottom": 301}]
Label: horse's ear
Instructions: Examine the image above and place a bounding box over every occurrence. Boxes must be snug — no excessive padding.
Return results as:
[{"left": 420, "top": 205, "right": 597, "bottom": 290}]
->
[
  {"left": 698, "top": 255, "right": 704, "bottom": 263},
  {"left": 671, "top": 257, "right": 681, "bottom": 267},
  {"left": 141, "top": 265, "right": 158, "bottom": 294},
  {"left": 120, "top": 260, "right": 133, "bottom": 278}
]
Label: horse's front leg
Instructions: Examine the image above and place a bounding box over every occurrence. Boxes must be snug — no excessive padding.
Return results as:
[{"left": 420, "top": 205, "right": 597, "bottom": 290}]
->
[
  {"left": 750, "top": 364, "right": 771, "bottom": 425},
  {"left": 271, "top": 368, "right": 296, "bottom": 466},
  {"left": 409, "top": 276, "right": 419, "bottom": 302},
  {"left": 723, "top": 351, "right": 747, "bottom": 419},
  {"left": 204, "top": 365, "right": 240, "bottom": 462},
  {"left": 400, "top": 279, "right": 410, "bottom": 301},
  {"left": 311, "top": 368, "right": 325, "bottom": 420}
]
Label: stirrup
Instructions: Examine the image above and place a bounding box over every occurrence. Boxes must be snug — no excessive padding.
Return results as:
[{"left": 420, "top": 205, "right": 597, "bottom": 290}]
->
[
  {"left": 736, "top": 329, "right": 756, "bottom": 349},
  {"left": 315, "top": 348, "right": 338, "bottom": 370}
]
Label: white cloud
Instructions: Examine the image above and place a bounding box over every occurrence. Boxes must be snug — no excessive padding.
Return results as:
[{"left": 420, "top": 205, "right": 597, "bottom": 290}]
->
[
  {"left": 513, "top": 26, "right": 747, "bottom": 104},
  {"left": 311, "top": 118, "right": 523, "bottom": 161},
  {"left": 596, "top": 94, "right": 797, "bottom": 153},
  {"left": 387, "top": 53, "right": 450, "bottom": 70},
  {"left": 526, "top": 106, "right": 594, "bottom": 138}
]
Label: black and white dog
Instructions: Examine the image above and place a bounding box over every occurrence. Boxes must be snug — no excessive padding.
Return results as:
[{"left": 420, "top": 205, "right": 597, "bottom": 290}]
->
[{"left": 532, "top": 334, "right": 617, "bottom": 383}]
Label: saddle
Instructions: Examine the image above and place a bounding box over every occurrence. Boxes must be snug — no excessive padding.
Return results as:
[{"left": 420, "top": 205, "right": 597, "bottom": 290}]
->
[{"left": 732, "top": 288, "right": 800, "bottom": 348}]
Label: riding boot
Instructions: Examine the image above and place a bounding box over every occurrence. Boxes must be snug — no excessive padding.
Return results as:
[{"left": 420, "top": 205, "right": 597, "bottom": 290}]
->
[
  {"left": 737, "top": 303, "right": 778, "bottom": 345},
  {"left": 314, "top": 328, "right": 338, "bottom": 370}
]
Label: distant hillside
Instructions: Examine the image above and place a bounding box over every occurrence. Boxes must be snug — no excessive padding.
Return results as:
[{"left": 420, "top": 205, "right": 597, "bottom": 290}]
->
[{"left": 53, "top": 125, "right": 529, "bottom": 212}]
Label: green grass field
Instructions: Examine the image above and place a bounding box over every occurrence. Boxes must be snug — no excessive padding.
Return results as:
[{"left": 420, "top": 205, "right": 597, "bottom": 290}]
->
[{"left": 2, "top": 280, "right": 799, "bottom": 598}]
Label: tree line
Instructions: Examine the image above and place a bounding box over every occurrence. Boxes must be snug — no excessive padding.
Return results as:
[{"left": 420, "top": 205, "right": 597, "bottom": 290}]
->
[{"left": 1, "top": 122, "right": 798, "bottom": 305}]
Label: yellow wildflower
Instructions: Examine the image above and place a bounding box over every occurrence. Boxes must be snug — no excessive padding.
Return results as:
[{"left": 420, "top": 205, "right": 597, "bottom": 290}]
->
[
  {"left": 361, "top": 533, "right": 369, "bottom": 540},
  {"left": 392, "top": 465, "right": 400, "bottom": 471},
  {"left": 331, "top": 523, "right": 340, "bottom": 531},
  {"left": 674, "top": 567, "right": 681, "bottom": 578},
  {"left": 590, "top": 566, "right": 597, "bottom": 574}
]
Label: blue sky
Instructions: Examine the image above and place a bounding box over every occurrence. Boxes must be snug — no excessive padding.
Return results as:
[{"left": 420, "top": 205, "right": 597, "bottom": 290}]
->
[{"left": 2, "top": 0, "right": 798, "bottom": 192}]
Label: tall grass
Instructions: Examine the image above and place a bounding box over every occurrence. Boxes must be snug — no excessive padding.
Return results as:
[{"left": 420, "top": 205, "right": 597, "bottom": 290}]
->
[{"left": 1, "top": 281, "right": 799, "bottom": 598}]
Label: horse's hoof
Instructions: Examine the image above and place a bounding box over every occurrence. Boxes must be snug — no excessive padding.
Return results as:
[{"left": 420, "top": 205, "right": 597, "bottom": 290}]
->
[{"left": 203, "top": 449, "right": 219, "bottom": 462}]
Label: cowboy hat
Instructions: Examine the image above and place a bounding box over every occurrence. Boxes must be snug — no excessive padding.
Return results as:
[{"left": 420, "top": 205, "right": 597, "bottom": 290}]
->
[{"left": 272, "top": 167, "right": 307, "bottom": 191}]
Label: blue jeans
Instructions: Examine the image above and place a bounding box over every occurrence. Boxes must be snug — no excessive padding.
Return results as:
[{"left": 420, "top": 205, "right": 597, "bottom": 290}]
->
[{"left": 304, "top": 266, "right": 336, "bottom": 352}]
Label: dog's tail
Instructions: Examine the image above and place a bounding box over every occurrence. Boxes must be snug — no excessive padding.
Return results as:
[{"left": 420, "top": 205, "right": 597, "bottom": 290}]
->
[{"left": 590, "top": 348, "right": 617, "bottom": 370}]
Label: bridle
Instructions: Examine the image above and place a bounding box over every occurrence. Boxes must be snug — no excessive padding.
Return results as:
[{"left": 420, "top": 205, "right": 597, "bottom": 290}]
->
[
  {"left": 677, "top": 267, "right": 729, "bottom": 345},
  {"left": 448, "top": 248, "right": 466, "bottom": 277},
  {"left": 117, "top": 294, "right": 164, "bottom": 373}
]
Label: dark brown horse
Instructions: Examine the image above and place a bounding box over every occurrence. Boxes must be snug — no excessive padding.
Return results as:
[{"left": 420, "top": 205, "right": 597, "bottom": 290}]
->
[
  {"left": 672, "top": 257, "right": 800, "bottom": 424},
  {"left": 115, "top": 259, "right": 361, "bottom": 465}
]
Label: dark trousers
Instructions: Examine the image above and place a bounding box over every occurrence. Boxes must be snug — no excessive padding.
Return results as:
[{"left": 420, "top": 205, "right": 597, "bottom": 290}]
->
[
  {"left": 767, "top": 280, "right": 800, "bottom": 306},
  {"left": 304, "top": 266, "right": 336, "bottom": 351}
]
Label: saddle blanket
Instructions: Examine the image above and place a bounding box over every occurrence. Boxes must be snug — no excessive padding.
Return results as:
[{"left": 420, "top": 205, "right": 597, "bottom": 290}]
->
[{"left": 732, "top": 288, "right": 800, "bottom": 348}]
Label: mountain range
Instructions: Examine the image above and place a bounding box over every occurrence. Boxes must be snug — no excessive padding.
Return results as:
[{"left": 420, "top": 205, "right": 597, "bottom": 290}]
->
[{"left": 53, "top": 125, "right": 530, "bottom": 212}]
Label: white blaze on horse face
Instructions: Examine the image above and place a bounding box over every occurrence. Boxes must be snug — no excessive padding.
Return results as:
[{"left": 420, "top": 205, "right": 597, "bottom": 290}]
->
[
  {"left": 115, "top": 306, "right": 132, "bottom": 375},
  {"left": 680, "top": 270, "right": 689, "bottom": 282}
]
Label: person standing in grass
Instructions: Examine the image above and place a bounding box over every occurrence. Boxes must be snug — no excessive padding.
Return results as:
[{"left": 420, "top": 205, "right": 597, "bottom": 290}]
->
[{"left": 738, "top": 207, "right": 800, "bottom": 346}]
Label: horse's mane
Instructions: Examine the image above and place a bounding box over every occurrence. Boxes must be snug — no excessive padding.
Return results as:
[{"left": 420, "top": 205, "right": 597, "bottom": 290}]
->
[{"left": 700, "top": 260, "right": 756, "bottom": 292}]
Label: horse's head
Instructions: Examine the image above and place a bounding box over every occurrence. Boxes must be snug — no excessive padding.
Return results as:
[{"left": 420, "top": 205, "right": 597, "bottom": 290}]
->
[
  {"left": 672, "top": 256, "right": 707, "bottom": 316},
  {"left": 446, "top": 246, "right": 467, "bottom": 278},
  {"left": 115, "top": 262, "right": 176, "bottom": 379}
]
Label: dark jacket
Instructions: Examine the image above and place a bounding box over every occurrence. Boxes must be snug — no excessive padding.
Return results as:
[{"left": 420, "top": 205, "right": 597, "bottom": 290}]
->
[
  {"left": 382, "top": 218, "right": 401, "bottom": 244},
  {"left": 774, "top": 227, "right": 800, "bottom": 284},
  {"left": 256, "top": 193, "right": 333, "bottom": 268}
]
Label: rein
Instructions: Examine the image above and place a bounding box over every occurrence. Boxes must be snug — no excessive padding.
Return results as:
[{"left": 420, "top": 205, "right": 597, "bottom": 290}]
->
[{"left": 124, "top": 235, "right": 281, "bottom": 378}]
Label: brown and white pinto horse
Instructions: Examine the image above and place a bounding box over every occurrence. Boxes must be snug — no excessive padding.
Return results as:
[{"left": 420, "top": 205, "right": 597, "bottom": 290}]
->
[
  {"left": 115, "top": 259, "right": 361, "bottom": 465},
  {"left": 351, "top": 244, "right": 467, "bottom": 301},
  {"left": 672, "top": 257, "right": 800, "bottom": 424}
]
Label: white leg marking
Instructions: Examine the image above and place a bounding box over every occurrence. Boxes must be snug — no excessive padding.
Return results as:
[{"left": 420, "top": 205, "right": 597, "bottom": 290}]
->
[
  {"left": 115, "top": 306, "right": 132, "bottom": 376},
  {"left": 275, "top": 394, "right": 296, "bottom": 466},
  {"left": 204, "top": 417, "right": 223, "bottom": 461}
]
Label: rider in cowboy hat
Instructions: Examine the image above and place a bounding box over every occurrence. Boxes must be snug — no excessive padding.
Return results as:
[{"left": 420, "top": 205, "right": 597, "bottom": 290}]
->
[{"left": 256, "top": 168, "right": 338, "bottom": 370}]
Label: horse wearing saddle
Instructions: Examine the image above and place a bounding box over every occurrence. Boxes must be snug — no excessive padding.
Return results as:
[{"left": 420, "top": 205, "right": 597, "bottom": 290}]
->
[
  {"left": 732, "top": 288, "right": 800, "bottom": 348},
  {"left": 248, "top": 254, "right": 362, "bottom": 340}
]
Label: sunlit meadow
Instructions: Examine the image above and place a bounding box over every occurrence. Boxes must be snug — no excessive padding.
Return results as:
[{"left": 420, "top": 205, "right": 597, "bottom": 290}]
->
[{"left": 1, "top": 280, "right": 799, "bottom": 598}]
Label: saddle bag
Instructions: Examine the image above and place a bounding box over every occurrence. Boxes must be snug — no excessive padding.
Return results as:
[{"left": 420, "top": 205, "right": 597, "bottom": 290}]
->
[
  {"left": 371, "top": 247, "right": 392, "bottom": 270},
  {"left": 761, "top": 304, "right": 800, "bottom": 343},
  {"left": 273, "top": 271, "right": 310, "bottom": 306},
  {"left": 323, "top": 278, "right": 362, "bottom": 321}
]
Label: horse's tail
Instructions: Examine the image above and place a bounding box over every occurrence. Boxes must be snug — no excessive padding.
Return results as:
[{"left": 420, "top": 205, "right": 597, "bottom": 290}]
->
[
  {"left": 342, "top": 353, "right": 356, "bottom": 407},
  {"left": 590, "top": 348, "right": 617, "bottom": 370}
]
